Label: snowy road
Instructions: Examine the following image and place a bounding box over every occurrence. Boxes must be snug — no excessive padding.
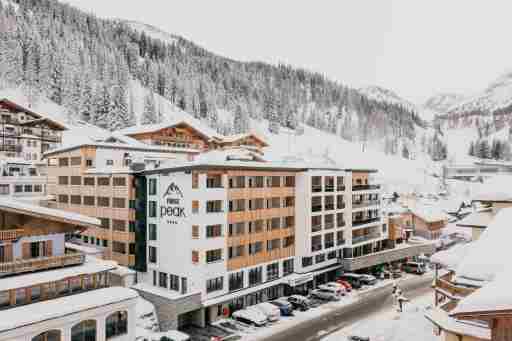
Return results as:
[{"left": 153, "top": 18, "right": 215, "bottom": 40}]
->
[{"left": 260, "top": 275, "right": 434, "bottom": 341}]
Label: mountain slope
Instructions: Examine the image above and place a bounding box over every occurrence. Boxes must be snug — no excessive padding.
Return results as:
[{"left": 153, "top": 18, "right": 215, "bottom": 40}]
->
[
  {"left": 423, "top": 93, "right": 466, "bottom": 113},
  {"left": 359, "top": 86, "right": 416, "bottom": 112}
]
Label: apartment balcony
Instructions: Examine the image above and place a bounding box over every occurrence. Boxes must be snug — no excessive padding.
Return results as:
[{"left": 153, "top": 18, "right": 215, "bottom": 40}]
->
[
  {"left": 0, "top": 144, "right": 21, "bottom": 152},
  {"left": 435, "top": 271, "right": 476, "bottom": 301},
  {"left": 351, "top": 232, "right": 381, "bottom": 245},
  {"left": 0, "top": 250, "right": 85, "bottom": 277},
  {"left": 352, "top": 217, "right": 381, "bottom": 227},
  {"left": 352, "top": 185, "right": 381, "bottom": 192},
  {"left": 0, "top": 229, "right": 24, "bottom": 241},
  {"left": 352, "top": 200, "right": 380, "bottom": 209}
]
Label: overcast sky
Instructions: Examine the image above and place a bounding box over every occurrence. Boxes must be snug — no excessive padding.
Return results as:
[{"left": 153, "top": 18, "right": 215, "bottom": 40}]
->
[{"left": 64, "top": 0, "right": 512, "bottom": 103}]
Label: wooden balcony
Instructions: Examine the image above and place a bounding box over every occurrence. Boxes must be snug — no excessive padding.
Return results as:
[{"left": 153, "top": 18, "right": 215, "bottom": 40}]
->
[
  {"left": 0, "top": 251, "right": 85, "bottom": 277},
  {"left": 0, "top": 229, "right": 24, "bottom": 241},
  {"left": 435, "top": 272, "right": 476, "bottom": 299}
]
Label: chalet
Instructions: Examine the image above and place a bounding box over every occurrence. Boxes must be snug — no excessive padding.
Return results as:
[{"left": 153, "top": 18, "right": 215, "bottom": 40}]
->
[
  {"left": 0, "top": 99, "right": 66, "bottom": 161},
  {"left": 215, "top": 133, "right": 269, "bottom": 154},
  {"left": 408, "top": 205, "right": 448, "bottom": 240}
]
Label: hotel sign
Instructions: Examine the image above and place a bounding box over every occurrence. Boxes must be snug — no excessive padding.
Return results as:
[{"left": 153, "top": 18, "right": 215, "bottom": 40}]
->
[{"left": 161, "top": 182, "right": 186, "bottom": 224}]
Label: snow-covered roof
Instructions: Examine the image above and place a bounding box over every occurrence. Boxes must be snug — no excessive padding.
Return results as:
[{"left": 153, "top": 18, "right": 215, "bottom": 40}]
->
[
  {"left": 431, "top": 243, "right": 471, "bottom": 270},
  {"left": 221, "top": 132, "right": 269, "bottom": 146},
  {"left": 132, "top": 282, "right": 199, "bottom": 301},
  {"left": 119, "top": 117, "right": 220, "bottom": 140},
  {"left": 195, "top": 148, "right": 267, "bottom": 163},
  {"left": 456, "top": 208, "right": 512, "bottom": 281},
  {"left": 0, "top": 98, "right": 67, "bottom": 130},
  {"left": 472, "top": 175, "right": 512, "bottom": 202},
  {"left": 65, "top": 242, "right": 105, "bottom": 255},
  {"left": 425, "top": 308, "right": 491, "bottom": 340},
  {"left": 456, "top": 209, "right": 494, "bottom": 228},
  {"left": 0, "top": 258, "right": 117, "bottom": 292},
  {"left": 0, "top": 287, "right": 138, "bottom": 332},
  {"left": 0, "top": 198, "right": 100, "bottom": 227},
  {"left": 409, "top": 204, "right": 449, "bottom": 223}
]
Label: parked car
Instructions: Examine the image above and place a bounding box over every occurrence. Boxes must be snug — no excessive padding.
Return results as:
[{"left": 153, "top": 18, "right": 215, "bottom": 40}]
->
[
  {"left": 359, "top": 274, "right": 377, "bottom": 285},
  {"left": 269, "top": 299, "right": 294, "bottom": 316},
  {"left": 253, "top": 302, "right": 280, "bottom": 322},
  {"left": 383, "top": 269, "right": 402, "bottom": 279},
  {"left": 347, "top": 336, "right": 370, "bottom": 341},
  {"left": 336, "top": 279, "right": 353, "bottom": 292},
  {"left": 339, "top": 273, "right": 363, "bottom": 289},
  {"left": 311, "top": 287, "right": 341, "bottom": 301},
  {"left": 402, "top": 261, "right": 426, "bottom": 275},
  {"left": 323, "top": 282, "right": 347, "bottom": 295},
  {"left": 287, "top": 295, "right": 310, "bottom": 311},
  {"left": 232, "top": 308, "right": 267, "bottom": 326}
]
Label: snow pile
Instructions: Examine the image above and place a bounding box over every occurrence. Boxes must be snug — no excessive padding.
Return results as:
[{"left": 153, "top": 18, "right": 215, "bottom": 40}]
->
[
  {"left": 136, "top": 297, "right": 160, "bottom": 337},
  {"left": 431, "top": 243, "right": 471, "bottom": 270},
  {"left": 471, "top": 174, "right": 512, "bottom": 201},
  {"left": 456, "top": 208, "right": 512, "bottom": 281}
]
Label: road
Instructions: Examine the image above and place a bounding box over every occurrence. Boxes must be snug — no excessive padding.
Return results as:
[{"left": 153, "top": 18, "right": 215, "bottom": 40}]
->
[{"left": 261, "top": 275, "right": 434, "bottom": 341}]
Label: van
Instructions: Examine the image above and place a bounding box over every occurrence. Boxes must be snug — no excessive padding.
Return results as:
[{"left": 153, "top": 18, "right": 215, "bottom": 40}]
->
[{"left": 402, "top": 261, "right": 426, "bottom": 274}]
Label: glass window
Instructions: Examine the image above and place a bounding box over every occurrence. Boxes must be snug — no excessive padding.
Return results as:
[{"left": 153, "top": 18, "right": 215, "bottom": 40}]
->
[
  {"left": 148, "top": 178, "right": 157, "bottom": 195},
  {"left": 71, "top": 320, "right": 96, "bottom": 341},
  {"left": 170, "top": 274, "right": 180, "bottom": 291},
  {"left": 83, "top": 196, "right": 95, "bottom": 206},
  {"left": 283, "top": 259, "right": 294, "bottom": 276},
  {"left": 97, "top": 197, "right": 110, "bottom": 207},
  {"left": 106, "top": 311, "right": 128, "bottom": 339},
  {"left": 97, "top": 177, "right": 110, "bottom": 186},
  {"left": 58, "top": 194, "right": 69, "bottom": 204},
  {"left": 148, "top": 201, "right": 157, "bottom": 217},
  {"left": 113, "top": 177, "right": 126, "bottom": 186},
  {"left": 148, "top": 246, "right": 157, "bottom": 263},
  {"left": 112, "top": 220, "right": 126, "bottom": 232},
  {"left": 159, "top": 272, "right": 168, "bottom": 288},
  {"left": 229, "top": 271, "right": 244, "bottom": 291},
  {"left": 249, "top": 267, "right": 263, "bottom": 286},
  {"left": 84, "top": 177, "right": 95, "bottom": 186},
  {"left": 71, "top": 176, "right": 81, "bottom": 185},
  {"left": 206, "top": 224, "right": 222, "bottom": 238},
  {"left": 113, "top": 198, "right": 126, "bottom": 208},
  {"left": 206, "top": 249, "right": 222, "bottom": 263},
  {"left": 70, "top": 195, "right": 81, "bottom": 205},
  {"left": 302, "top": 257, "right": 313, "bottom": 267},
  {"left": 70, "top": 157, "right": 82, "bottom": 166},
  {"left": 207, "top": 277, "right": 223, "bottom": 293},
  {"left": 266, "top": 262, "right": 279, "bottom": 281},
  {"left": 113, "top": 241, "right": 126, "bottom": 254},
  {"left": 58, "top": 158, "right": 69, "bottom": 167},
  {"left": 32, "top": 330, "right": 61, "bottom": 341},
  {"left": 148, "top": 224, "right": 157, "bottom": 241},
  {"left": 58, "top": 176, "right": 68, "bottom": 185}
]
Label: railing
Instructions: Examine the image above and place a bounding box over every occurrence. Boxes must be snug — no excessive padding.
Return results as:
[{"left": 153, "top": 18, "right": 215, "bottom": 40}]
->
[
  {"left": 435, "top": 272, "right": 476, "bottom": 299},
  {"left": 0, "top": 229, "right": 24, "bottom": 241},
  {"left": 337, "top": 185, "right": 346, "bottom": 191},
  {"left": 352, "top": 232, "right": 380, "bottom": 244},
  {"left": 352, "top": 185, "right": 381, "bottom": 191},
  {"left": 0, "top": 251, "right": 85, "bottom": 276},
  {"left": 312, "top": 185, "right": 322, "bottom": 193},
  {"left": 352, "top": 201, "right": 379, "bottom": 209},
  {"left": 352, "top": 217, "right": 381, "bottom": 227}
]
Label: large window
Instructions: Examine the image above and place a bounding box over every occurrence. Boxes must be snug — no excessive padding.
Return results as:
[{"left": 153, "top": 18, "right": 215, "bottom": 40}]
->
[
  {"left": 206, "top": 249, "right": 222, "bottom": 263},
  {"left": 148, "top": 201, "right": 157, "bottom": 217},
  {"left": 97, "top": 197, "right": 110, "bottom": 207},
  {"left": 206, "top": 277, "right": 224, "bottom": 293},
  {"left": 113, "top": 198, "right": 126, "bottom": 208},
  {"left": 32, "top": 330, "right": 61, "bottom": 341},
  {"left": 106, "top": 311, "right": 128, "bottom": 339},
  {"left": 113, "top": 242, "right": 126, "bottom": 254},
  {"left": 148, "top": 178, "right": 157, "bottom": 195},
  {"left": 206, "top": 200, "right": 222, "bottom": 213},
  {"left": 159, "top": 272, "right": 168, "bottom": 288},
  {"left": 71, "top": 176, "right": 81, "bottom": 185},
  {"left": 113, "top": 177, "right": 126, "bottom": 186},
  {"left": 283, "top": 259, "right": 294, "bottom": 276},
  {"left": 58, "top": 176, "right": 68, "bottom": 185},
  {"left": 97, "top": 177, "right": 110, "bottom": 186},
  {"left": 267, "top": 238, "right": 280, "bottom": 251},
  {"left": 148, "top": 246, "right": 157, "bottom": 263},
  {"left": 267, "top": 262, "right": 279, "bottom": 281},
  {"left": 249, "top": 267, "right": 263, "bottom": 286},
  {"left": 229, "top": 271, "right": 244, "bottom": 291},
  {"left": 206, "top": 224, "right": 222, "bottom": 238},
  {"left": 71, "top": 320, "right": 96, "bottom": 341}
]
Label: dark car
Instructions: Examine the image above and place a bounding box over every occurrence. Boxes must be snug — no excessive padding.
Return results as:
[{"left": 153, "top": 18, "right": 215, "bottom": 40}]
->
[
  {"left": 287, "top": 295, "right": 310, "bottom": 311},
  {"left": 348, "top": 336, "right": 370, "bottom": 341},
  {"left": 269, "top": 299, "right": 294, "bottom": 316}
]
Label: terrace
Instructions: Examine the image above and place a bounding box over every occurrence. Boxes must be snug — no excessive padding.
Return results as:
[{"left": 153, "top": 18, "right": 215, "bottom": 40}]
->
[{"left": 0, "top": 249, "right": 85, "bottom": 277}]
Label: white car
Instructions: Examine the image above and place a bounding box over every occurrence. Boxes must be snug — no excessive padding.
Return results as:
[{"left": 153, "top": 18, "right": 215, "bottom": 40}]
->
[
  {"left": 323, "top": 282, "right": 347, "bottom": 295},
  {"left": 311, "top": 287, "right": 341, "bottom": 301},
  {"left": 232, "top": 308, "right": 267, "bottom": 326},
  {"left": 253, "top": 302, "right": 280, "bottom": 322}
]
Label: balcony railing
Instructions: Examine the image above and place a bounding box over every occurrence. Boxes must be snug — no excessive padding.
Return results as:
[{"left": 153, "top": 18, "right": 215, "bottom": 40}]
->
[
  {"left": 352, "top": 232, "right": 380, "bottom": 244},
  {"left": 0, "top": 229, "right": 24, "bottom": 241},
  {"left": 435, "top": 272, "right": 476, "bottom": 299},
  {"left": 352, "top": 200, "right": 380, "bottom": 209},
  {"left": 312, "top": 185, "right": 322, "bottom": 193},
  {"left": 0, "top": 251, "right": 85, "bottom": 277},
  {"left": 337, "top": 185, "right": 345, "bottom": 191},
  {"left": 352, "top": 217, "right": 381, "bottom": 227},
  {"left": 352, "top": 185, "right": 381, "bottom": 191}
]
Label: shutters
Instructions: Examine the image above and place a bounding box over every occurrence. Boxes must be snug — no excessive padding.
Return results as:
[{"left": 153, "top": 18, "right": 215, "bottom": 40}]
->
[
  {"left": 22, "top": 242, "right": 30, "bottom": 259},
  {"left": 1, "top": 244, "right": 13, "bottom": 262},
  {"left": 45, "top": 240, "right": 53, "bottom": 257}
]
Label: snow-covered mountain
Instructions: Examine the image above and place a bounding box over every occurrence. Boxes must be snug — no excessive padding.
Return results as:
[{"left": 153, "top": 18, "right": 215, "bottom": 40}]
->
[
  {"left": 124, "top": 21, "right": 178, "bottom": 45},
  {"left": 423, "top": 93, "right": 466, "bottom": 114},
  {"left": 358, "top": 85, "right": 416, "bottom": 111}
]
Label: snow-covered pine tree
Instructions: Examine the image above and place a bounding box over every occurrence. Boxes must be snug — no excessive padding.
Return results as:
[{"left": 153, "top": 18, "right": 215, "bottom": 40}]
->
[
  {"left": 141, "top": 93, "right": 157, "bottom": 125},
  {"left": 233, "top": 103, "right": 249, "bottom": 134}
]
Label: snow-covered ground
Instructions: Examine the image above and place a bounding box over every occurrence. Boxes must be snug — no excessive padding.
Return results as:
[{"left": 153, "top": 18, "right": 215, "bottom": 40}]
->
[{"left": 322, "top": 291, "right": 438, "bottom": 341}]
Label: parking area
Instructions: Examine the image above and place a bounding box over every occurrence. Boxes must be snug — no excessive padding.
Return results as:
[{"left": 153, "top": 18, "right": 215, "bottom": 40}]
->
[{"left": 182, "top": 270, "right": 433, "bottom": 341}]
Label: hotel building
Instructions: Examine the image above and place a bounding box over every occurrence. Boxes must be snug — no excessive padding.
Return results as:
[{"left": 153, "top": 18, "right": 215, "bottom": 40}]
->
[
  {"left": 0, "top": 198, "right": 138, "bottom": 341},
  {"left": 132, "top": 157, "right": 435, "bottom": 330},
  {"left": 0, "top": 99, "right": 66, "bottom": 161}
]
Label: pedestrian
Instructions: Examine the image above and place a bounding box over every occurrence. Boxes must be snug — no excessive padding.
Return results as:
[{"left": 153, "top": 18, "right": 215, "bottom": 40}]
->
[{"left": 397, "top": 294, "right": 409, "bottom": 312}]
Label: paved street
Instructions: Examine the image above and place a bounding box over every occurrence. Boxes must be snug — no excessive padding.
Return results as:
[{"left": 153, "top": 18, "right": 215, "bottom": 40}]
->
[{"left": 260, "top": 275, "right": 434, "bottom": 341}]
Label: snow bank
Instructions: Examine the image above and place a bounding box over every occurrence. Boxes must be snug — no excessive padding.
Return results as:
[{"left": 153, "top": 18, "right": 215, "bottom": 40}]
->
[{"left": 431, "top": 243, "right": 471, "bottom": 270}]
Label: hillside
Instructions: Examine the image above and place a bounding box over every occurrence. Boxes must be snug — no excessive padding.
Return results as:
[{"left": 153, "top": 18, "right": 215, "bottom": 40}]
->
[{"left": 423, "top": 93, "right": 466, "bottom": 113}]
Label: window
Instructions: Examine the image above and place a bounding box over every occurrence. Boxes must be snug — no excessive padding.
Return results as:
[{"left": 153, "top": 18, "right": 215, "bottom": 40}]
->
[
  {"left": 158, "top": 272, "right": 168, "bottom": 288},
  {"left": 267, "top": 176, "right": 281, "bottom": 187},
  {"left": 192, "top": 172, "right": 199, "bottom": 189},
  {"left": 113, "top": 241, "right": 126, "bottom": 254},
  {"left": 228, "top": 222, "right": 245, "bottom": 236},
  {"left": 248, "top": 220, "right": 264, "bottom": 234},
  {"left": 70, "top": 195, "right": 81, "bottom": 205},
  {"left": 283, "top": 216, "right": 294, "bottom": 228},
  {"left": 229, "top": 199, "right": 245, "bottom": 212},
  {"left": 207, "top": 277, "right": 224, "bottom": 293},
  {"left": 324, "top": 195, "right": 334, "bottom": 210},
  {"left": 311, "top": 215, "right": 322, "bottom": 232},
  {"left": 312, "top": 176, "right": 322, "bottom": 192},
  {"left": 113, "top": 198, "right": 126, "bottom": 208},
  {"left": 98, "top": 177, "right": 110, "bottom": 186},
  {"left": 267, "top": 197, "right": 280, "bottom": 209},
  {"left": 337, "top": 195, "right": 345, "bottom": 209},
  {"left": 312, "top": 196, "right": 322, "bottom": 212},
  {"left": 229, "top": 272, "right": 244, "bottom": 291},
  {"left": 228, "top": 245, "right": 245, "bottom": 259},
  {"left": 170, "top": 274, "right": 180, "bottom": 291},
  {"left": 192, "top": 200, "right": 199, "bottom": 214},
  {"left": 283, "top": 259, "right": 294, "bottom": 276},
  {"left": 311, "top": 235, "right": 322, "bottom": 252},
  {"left": 267, "top": 238, "right": 280, "bottom": 251},
  {"left": 206, "top": 224, "right": 222, "bottom": 238},
  {"left": 113, "top": 177, "right": 126, "bottom": 186},
  {"left": 206, "top": 249, "right": 222, "bottom": 263},
  {"left": 248, "top": 176, "right": 264, "bottom": 188},
  {"left": 283, "top": 235, "right": 294, "bottom": 248},
  {"left": 148, "top": 201, "right": 157, "bottom": 217},
  {"left": 337, "top": 231, "right": 345, "bottom": 245},
  {"left": 58, "top": 194, "right": 69, "bottom": 204},
  {"left": 99, "top": 218, "right": 110, "bottom": 229},
  {"left": 70, "top": 157, "right": 82, "bottom": 166},
  {"left": 285, "top": 176, "right": 295, "bottom": 187},
  {"left": 267, "top": 262, "right": 279, "bottom": 280},
  {"left": 129, "top": 200, "right": 136, "bottom": 209},
  {"left": 228, "top": 176, "right": 245, "bottom": 188},
  {"left": 302, "top": 257, "right": 313, "bottom": 267},
  {"left": 97, "top": 197, "right": 110, "bottom": 207},
  {"left": 337, "top": 212, "right": 345, "bottom": 227},
  {"left": 192, "top": 250, "right": 199, "bottom": 263},
  {"left": 103, "top": 239, "right": 108, "bottom": 247},
  {"left": 112, "top": 219, "right": 126, "bottom": 232},
  {"left": 148, "top": 246, "right": 157, "bottom": 263},
  {"left": 58, "top": 158, "right": 69, "bottom": 167},
  {"left": 206, "top": 174, "right": 223, "bottom": 188},
  {"left": 284, "top": 196, "right": 294, "bottom": 207},
  {"left": 0, "top": 185, "right": 8, "bottom": 195},
  {"left": 324, "top": 232, "right": 334, "bottom": 249},
  {"left": 84, "top": 177, "right": 95, "bottom": 186},
  {"left": 337, "top": 176, "right": 345, "bottom": 191},
  {"left": 149, "top": 224, "right": 157, "bottom": 240},
  {"left": 324, "top": 214, "right": 334, "bottom": 229},
  {"left": 85, "top": 159, "right": 93, "bottom": 167},
  {"left": 34, "top": 184, "right": 42, "bottom": 192},
  {"left": 32, "top": 330, "right": 61, "bottom": 341},
  {"left": 148, "top": 178, "right": 157, "bottom": 195},
  {"left": 24, "top": 185, "right": 32, "bottom": 192},
  {"left": 249, "top": 267, "right": 263, "bottom": 286},
  {"left": 83, "top": 196, "right": 95, "bottom": 206},
  {"left": 325, "top": 176, "right": 335, "bottom": 192},
  {"left": 267, "top": 217, "right": 280, "bottom": 231},
  {"left": 106, "top": 311, "right": 128, "bottom": 339},
  {"left": 327, "top": 251, "right": 337, "bottom": 260},
  {"left": 58, "top": 176, "right": 68, "bottom": 185},
  {"left": 106, "top": 159, "right": 114, "bottom": 166},
  {"left": 206, "top": 200, "right": 222, "bottom": 213},
  {"left": 315, "top": 253, "right": 325, "bottom": 263},
  {"left": 71, "top": 320, "right": 96, "bottom": 341},
  {"left": 14, "top": 185, "right": 22, "bottom": 193},
  {"left": 248, "top": 241, "right": 263, "bottom": 255}
]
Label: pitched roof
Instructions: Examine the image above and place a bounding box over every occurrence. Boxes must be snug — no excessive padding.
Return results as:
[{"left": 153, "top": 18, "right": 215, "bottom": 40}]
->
[
  {"left": 0, "top": 99, "right": 67, "bottom": 131},
  {"left": 456, "top": 209, "right": 494, "bottom": 229},
  {"left": 221, "top": 132, "right": 269, "bottom": 147},
  {"left": 409, "top": 204, "right": 449, "bottom": 223},
  {"left": 119, "top": 117, "right": 221, "bottom": 140}
]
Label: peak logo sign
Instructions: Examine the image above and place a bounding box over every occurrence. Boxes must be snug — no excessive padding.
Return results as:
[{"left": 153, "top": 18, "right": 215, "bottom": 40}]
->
[{"left": 160, "top": 182, "right": 186, "bottom": 223}]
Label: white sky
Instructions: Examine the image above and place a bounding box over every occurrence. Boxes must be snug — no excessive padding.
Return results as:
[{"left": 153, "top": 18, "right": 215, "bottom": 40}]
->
[{"left": 64, "top": 0, "right": 512, "bottom": 103}]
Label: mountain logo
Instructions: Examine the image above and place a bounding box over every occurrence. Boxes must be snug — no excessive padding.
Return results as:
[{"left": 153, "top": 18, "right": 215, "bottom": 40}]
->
[{"left": 163, "top": 182, "right": 184, "bottom": 198}]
